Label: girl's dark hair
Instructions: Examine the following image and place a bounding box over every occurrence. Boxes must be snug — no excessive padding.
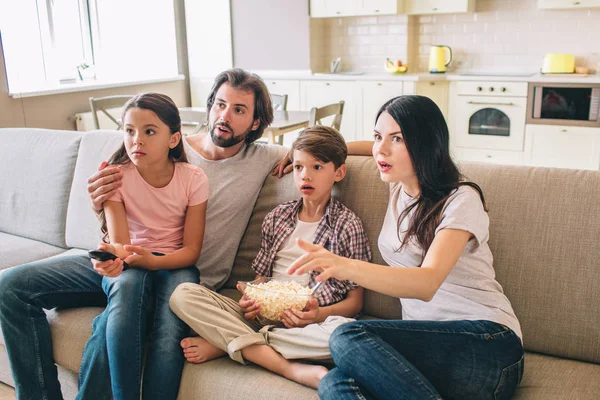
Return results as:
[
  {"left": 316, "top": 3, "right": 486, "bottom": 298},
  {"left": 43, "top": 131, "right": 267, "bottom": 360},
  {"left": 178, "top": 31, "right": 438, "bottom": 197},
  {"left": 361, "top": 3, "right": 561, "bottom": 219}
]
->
[
  {"left": 99, "top": 92, "right": 187, "bottom": 242},
  {"left": 206, "top": 68, "right": 274, "bottom": 144},
  {"left": 376, "top": 95, "right": 487, "bottom": 257}
]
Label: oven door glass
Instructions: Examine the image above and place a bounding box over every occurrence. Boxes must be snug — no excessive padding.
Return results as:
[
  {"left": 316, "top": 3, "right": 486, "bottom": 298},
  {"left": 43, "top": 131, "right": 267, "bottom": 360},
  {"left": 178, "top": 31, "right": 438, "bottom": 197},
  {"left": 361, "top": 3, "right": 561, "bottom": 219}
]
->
[
  {"left": 540, "top": 87, "right": 591, "bottom": 121},
  {"left": 469, "top": 108, "right": 510, "bottom": 136}
]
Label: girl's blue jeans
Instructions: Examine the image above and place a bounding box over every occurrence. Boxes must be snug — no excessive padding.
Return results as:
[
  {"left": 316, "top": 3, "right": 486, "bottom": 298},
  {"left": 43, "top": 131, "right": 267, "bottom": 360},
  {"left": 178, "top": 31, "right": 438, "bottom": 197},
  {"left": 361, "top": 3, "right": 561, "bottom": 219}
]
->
[
  {"left": 0, "top": 253, "right": 199, "bottom": 400},
  {"left": 318, "top": 319, "right": 524, "bottom": 400}
]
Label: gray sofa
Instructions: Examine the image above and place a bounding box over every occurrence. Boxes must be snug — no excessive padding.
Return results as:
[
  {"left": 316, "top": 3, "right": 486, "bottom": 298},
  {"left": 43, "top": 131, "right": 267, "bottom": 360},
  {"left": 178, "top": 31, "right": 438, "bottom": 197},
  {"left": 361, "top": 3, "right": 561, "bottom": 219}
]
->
[{"left": 1, "top": 127, "right": 599, "bottom": 399}]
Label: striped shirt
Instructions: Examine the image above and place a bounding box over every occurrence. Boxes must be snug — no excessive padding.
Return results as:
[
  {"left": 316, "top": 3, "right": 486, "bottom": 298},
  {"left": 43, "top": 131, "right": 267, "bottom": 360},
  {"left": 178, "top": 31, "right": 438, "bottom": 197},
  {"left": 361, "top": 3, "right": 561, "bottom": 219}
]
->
[{"left": 251, "top": 198, "right": 372, "bottom": 306}]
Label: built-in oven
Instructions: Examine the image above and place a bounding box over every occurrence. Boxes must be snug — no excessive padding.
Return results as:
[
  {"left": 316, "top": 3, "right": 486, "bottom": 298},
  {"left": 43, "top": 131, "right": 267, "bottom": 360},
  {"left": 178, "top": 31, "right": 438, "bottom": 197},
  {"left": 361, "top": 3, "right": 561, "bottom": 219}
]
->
[
  {"left": 454, "top": 81, "right": 528, "bottom": 151},
  {"left": 527, "top": 83, "right": 600, "bottom": 127}
]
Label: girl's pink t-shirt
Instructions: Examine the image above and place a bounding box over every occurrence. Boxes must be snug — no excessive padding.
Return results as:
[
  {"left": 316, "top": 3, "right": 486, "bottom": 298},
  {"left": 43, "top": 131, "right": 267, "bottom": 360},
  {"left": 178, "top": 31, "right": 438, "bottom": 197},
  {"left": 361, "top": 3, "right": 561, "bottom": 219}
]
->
[{"left": 108, "top": 162, "right": 209, "bottom": 254}]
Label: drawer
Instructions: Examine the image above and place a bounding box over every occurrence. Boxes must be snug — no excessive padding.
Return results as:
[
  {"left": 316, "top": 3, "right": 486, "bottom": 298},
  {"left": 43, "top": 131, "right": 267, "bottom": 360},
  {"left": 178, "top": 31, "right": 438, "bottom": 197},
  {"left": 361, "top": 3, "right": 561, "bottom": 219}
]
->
[
  {"left": 457, "top": 81, "right": 528, "bottom": 97},
  {"left": 453, "top": 147, "right": 525, "bottom": 165}
]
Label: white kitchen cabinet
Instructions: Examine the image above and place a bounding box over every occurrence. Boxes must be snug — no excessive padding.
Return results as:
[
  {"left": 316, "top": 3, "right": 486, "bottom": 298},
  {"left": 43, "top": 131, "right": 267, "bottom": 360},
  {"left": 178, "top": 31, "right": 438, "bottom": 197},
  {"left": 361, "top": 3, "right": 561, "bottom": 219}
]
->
[
  {"left": 524, "top": 125, "right": 600, "bottom": 170},
  {"left": 310, "top": 0, "right": 358, "bottom": 17},
  {"left": 310, "top": 0, "right": 403, "bottom": 17},
  {"left": 416, "top": 81, "right": 449, "bottom": 121},
  {"left": 264, "top": 80, "right": 301, "bottom": 111},
  {"left": 453, "top": 147, "right": 524, "bottom": 165},
  {"left": 405, "top": 0, "right": 475, "bottom": 14},
  {"left": 357, "top": 0, "right": 404, "bottom": 15},
  {"left": 361, "top": 81, "right": 404, "bottom": 140},
  {"left": 301, "top": 80, "right": 360, "bottom": 142},
  {"left": 538, "top": 0, "right": 600, "bottom": 9}
]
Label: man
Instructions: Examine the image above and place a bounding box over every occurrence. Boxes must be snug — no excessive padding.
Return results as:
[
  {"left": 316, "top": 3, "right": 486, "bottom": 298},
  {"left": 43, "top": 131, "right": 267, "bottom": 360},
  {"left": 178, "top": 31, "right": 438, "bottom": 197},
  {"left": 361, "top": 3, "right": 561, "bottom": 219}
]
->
[{"left": 0, "top": 69, "right": 291, "bottom": 400}]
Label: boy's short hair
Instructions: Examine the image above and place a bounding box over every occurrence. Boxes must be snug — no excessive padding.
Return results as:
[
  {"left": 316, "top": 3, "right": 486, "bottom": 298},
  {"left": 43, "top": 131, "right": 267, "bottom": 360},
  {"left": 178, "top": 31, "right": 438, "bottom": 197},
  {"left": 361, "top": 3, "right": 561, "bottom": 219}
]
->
[{"left": 290, "top": 126, "right": 347, "bottom": 169}]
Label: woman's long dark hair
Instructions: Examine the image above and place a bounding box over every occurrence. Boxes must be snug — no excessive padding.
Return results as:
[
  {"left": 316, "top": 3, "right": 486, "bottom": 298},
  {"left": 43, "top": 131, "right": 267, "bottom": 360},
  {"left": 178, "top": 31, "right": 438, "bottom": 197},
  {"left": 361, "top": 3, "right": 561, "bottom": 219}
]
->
[
  {"left": 99, "top": 92, "right": 187, "bottom": 242},
  {"left": 376, "top": 95, "right": 487, "bottom": 257}
]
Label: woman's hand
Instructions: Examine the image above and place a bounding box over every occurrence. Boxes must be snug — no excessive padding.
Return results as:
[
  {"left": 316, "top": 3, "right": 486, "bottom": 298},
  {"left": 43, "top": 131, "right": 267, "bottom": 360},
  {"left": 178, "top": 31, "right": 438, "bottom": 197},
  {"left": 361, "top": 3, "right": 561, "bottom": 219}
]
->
[
  {"left": 279, "top": 298, "right": 320, "bottom": 328},
  {"left": 271, "top": 152, "right": 293, "bottom": 178},
  {"left": 287, "top": 239, "right": 354, "bottom": 282},
  {"left": 236, "top": 283, "right": 261, "bottom": 320},
  {"left": 92, "top": 243, "right": 125, "bottom": 277},
  {"left": 87, "top": 161, "right": 123, "bottom": 211},
  {"left": 123, "top": 245, "right": 157, "bottom": 269}
]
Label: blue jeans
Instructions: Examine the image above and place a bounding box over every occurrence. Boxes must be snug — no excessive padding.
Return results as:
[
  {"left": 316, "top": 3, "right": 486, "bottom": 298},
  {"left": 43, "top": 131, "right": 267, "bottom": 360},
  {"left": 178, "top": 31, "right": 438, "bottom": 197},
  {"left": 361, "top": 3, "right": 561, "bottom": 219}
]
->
[
  {"left": 0, "top": 254, "right": 199, "bottom": 400},
  {"left": 319, "top": 319, "right": 524, "bottom": 400},
  {"left": 78, "top": 264, "right": 199, "bottom": 400}
]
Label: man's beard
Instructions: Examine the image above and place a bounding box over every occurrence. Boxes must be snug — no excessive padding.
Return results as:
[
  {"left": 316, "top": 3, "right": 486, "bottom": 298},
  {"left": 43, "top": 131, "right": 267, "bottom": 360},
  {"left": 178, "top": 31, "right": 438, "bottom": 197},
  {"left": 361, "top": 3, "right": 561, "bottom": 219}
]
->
[{"left": 209, "top": 122, "right": 253, "bottom": 148}]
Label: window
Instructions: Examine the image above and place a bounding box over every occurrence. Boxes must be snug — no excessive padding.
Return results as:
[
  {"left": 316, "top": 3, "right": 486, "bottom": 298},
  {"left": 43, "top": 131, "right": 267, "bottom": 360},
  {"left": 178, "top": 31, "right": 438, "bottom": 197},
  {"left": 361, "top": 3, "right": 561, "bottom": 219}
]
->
[{"left": 0, "top": 0, "right": 179, "bottom": 94}]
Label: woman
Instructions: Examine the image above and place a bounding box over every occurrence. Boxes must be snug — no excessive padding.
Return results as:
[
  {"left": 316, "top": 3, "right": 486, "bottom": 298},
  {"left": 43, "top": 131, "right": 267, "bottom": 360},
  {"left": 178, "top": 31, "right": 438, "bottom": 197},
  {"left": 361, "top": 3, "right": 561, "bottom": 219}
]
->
[{"left": 288, "top": 95, "right": 524, "bottom": 400}]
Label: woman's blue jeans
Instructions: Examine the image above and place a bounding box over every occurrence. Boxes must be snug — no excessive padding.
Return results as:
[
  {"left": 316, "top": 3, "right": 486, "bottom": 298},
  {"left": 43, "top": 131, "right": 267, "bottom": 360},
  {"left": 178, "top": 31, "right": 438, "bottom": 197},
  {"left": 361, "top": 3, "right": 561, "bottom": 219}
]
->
[
  {"left": 319, "top": 319, "right": 524, "bottom": 400},
  {"left": 0, "top": 253, "right": 199, "bottom": 400}
]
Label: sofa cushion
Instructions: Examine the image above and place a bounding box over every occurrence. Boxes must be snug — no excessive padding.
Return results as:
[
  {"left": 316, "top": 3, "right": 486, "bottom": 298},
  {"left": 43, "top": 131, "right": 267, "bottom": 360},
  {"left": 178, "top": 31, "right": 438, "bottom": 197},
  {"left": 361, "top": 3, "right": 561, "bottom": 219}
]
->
[
  {"left": 0, "top": 128, "right": 82, "bottom": 248},
  {"left": 226, "top": 156, "right": 402, "bottom": 320},
  {"left": 515, "top": 352, "right": 600, "bottom": 399},
  {"left": 0, "top": 232, "right": 66, "bottom": 271},
  {"left": 460, "top": 164, "right": 600, "bottom": 364},
  {"left": 65, "top": 130, "right": 122, "bottom": 250},
  {"left": 178, "top": 357, "right": 318, "bottom": 400}
]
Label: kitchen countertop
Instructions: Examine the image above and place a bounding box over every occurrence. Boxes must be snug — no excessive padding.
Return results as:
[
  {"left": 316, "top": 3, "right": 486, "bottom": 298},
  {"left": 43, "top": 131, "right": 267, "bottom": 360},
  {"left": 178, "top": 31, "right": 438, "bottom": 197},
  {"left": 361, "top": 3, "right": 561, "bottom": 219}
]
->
[{"left": 252, "top": 69, "right": 600, "bottom": 84}]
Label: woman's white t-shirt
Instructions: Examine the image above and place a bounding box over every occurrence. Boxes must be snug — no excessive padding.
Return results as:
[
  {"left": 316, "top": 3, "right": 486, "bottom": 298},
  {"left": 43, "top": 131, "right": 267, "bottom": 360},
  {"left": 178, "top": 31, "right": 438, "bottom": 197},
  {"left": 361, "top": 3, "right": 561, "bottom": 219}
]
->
[{"left": 378, "top": 184, "right": 522, "bottom": 340}]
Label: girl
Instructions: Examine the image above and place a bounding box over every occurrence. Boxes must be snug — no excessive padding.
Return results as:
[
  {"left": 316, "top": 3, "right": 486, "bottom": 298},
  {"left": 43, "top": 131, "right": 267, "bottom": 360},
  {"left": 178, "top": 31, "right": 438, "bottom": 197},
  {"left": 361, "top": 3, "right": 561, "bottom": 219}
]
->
[
  {"left": 288, "top": 95, "right": 524, "bottom": 400},
  {"left": 87, "top": 93, "right": 208, "bottom": 400}
]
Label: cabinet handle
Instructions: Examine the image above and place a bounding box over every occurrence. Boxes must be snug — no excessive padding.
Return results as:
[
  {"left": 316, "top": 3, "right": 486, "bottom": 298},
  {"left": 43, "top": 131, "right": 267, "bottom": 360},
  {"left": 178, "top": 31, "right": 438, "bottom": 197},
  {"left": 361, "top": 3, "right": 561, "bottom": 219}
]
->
[
  {"left": 477, "top": 86, "right": 483, "bottom": 91},
  {"left": 573, "top": 1, "right": 580, "bottom": 4},
  {"left": 336, "top": 11, "right": 341, "bottom": 14},
  {"left": 325, "top": 83, "right": 330, "bottom": 86},
  {"left": 374, "top": 9, "right": 380, "bottom": 12},
  {"left": 486, "top": 155, "right": 492, "bottom": 158},
  {"left": 489, "top": 87, "right": 495, "bottom": 92},
  {"left": 501, "top": 87, "right": 507, "bottom": 92},
  {"left": 377, "top": 83, "right": 382, "bottom": 86},
  {"left": 467, "top": 101, "right": 514, "bottom": 106},
  {"left": 432, "top": 7, "right": 438, "bottom": 11},
  {"left": 430, "top": 82, "right": 436, "bottom": 86},
  {"left": 560, "top": 129, "right": 568, "bottom": 132}
]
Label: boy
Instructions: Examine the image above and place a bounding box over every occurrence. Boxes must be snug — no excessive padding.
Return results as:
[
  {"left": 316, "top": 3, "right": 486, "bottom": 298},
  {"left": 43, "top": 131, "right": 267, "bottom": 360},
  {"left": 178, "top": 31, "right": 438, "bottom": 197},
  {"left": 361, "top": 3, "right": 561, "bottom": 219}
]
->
[{"left": 169, "top": 126, "right": 371, "bottom": 389}]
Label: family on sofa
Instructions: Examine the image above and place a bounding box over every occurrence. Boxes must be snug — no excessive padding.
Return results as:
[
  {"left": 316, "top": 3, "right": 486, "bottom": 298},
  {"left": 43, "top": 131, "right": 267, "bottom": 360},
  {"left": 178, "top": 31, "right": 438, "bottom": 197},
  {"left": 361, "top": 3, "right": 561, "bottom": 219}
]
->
[{"left": 0, "top": 68, "right": 524, "bottom": 400}]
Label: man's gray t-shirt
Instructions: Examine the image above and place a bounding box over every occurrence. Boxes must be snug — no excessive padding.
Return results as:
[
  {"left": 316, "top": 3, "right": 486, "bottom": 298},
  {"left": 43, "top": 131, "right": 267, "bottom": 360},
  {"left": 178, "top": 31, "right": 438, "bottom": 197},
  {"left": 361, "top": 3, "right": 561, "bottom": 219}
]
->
[
  {"left": 378, "top": 184, "right": 522, "bottom": 340},
  {"left": 183, "top": 137, "right": 288, "bottom": 290}
]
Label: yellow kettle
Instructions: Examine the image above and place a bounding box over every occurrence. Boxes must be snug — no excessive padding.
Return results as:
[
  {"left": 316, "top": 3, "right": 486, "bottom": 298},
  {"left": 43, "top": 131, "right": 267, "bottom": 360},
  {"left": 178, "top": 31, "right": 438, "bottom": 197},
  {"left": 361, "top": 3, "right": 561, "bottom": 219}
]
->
[{"left": 429, "top": 45, "right": 452, "bottom": 73}]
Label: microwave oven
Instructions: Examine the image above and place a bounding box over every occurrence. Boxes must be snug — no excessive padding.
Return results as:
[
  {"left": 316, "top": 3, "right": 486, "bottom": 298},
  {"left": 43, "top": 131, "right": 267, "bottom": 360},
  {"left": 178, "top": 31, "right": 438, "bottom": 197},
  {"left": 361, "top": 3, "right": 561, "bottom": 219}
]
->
[{"left": 526, "top": 83, "right": 600, "bottom": 127}]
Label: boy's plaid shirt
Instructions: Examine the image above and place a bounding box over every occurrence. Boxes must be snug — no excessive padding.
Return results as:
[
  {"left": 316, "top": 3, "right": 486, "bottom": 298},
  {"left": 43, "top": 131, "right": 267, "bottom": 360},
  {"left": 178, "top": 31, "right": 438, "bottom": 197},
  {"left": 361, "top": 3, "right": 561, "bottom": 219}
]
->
[{"left": 251, "top": 198, "right": 372, "bottom": 306}]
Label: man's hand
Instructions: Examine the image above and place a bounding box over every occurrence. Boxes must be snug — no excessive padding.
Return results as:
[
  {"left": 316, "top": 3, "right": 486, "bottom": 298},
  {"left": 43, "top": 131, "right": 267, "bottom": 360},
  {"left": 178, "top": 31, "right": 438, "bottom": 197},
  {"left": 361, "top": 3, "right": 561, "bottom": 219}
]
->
[
  {"left": 91, "top": 243, "right": 125, "bottom": 277},
  {"left": 236, "top": 283, "right": 261, "bottom": 320},
  {"left": 272, "top": 152, "right": 293, "bottom": 178},
  {"left": 87, "top": 162, "right": 123, "bottom": 211},
  {"left": 279, "top": 298, "right": 320, "bottom": 328},
  {"left": 123, "top": 245, "right": 157, "bottom": 269}
]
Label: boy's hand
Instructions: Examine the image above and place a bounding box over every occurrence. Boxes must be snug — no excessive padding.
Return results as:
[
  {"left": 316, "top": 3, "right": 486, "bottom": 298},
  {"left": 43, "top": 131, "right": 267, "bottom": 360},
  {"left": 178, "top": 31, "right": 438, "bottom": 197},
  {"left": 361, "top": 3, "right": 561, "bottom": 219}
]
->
[
  {"left": 280, "top": 298, "right": 320, "bottom": 328},
  {"left": 123, "top": 245, "right": 156, "bottom": 269},
  {"left": 236, "top": 284, "right": 261, "bottom": 320}
]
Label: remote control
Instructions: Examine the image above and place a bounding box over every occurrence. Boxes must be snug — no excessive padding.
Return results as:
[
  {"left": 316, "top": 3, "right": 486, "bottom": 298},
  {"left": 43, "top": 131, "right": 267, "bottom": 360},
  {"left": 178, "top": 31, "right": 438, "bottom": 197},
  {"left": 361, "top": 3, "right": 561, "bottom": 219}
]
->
[{"left": 88, "top": 250, "right": 129, "bottom": 270}]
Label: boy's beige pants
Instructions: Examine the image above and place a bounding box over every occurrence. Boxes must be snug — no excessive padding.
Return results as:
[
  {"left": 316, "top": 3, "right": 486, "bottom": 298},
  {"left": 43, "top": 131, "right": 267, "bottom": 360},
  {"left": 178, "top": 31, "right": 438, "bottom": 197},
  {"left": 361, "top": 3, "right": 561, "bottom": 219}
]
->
[{"left": 169, "top": 282, "right": 353, "bottom": 364}]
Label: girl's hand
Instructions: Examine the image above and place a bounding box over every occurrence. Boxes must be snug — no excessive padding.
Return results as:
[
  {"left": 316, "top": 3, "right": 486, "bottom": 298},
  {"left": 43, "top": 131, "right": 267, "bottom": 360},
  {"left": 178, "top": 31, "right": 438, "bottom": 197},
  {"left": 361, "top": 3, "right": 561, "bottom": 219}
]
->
[
  {"left": 87, "top": 162, "right": 123, "bottom": 211},
  {"left": 92, "top": 243, "right": 125, "bottom": 277},
  {"left": 236, "top": 284, "right": 261, "bottom": 320},
  {"left": 279, "top": 298, "right": 320, "bottom": 328},
  {"left": 287, "top": 239, "right": 353, "bottom": 282},
  {"left": 123, "top": 245, "right": 156, "bottom": 269},
  {"left": 271, "top": 152, "right": 293, "bottom": 178}
]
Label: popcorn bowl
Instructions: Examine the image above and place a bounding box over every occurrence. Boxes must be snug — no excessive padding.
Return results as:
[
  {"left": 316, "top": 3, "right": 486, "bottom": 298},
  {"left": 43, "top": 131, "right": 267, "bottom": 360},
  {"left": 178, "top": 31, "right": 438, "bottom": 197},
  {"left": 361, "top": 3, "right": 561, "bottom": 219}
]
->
[{"left": 238, "top": 277, "right": 315, "bottom": 325}]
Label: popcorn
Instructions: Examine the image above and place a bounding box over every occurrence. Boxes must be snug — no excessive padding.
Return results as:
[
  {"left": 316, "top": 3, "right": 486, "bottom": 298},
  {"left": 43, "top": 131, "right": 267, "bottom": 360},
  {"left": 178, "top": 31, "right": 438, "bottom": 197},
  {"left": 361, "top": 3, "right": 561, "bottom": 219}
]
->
[{"left": 244, "top": 280, "right": 312, "bottom": 322}]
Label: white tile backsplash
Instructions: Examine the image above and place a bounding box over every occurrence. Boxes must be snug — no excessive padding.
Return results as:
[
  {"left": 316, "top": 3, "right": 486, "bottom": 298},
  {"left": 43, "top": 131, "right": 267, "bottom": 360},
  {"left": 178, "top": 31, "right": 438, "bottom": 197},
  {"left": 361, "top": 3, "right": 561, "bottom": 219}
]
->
[{"left": 312, "top": 0, "right": 600, "bottom": 74}]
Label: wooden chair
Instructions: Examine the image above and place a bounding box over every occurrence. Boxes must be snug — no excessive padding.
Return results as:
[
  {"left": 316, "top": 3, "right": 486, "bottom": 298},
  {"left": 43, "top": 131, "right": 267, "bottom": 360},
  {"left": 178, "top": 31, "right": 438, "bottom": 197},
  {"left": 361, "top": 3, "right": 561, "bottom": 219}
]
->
[
  {"left": 89, "top": 95, "right": 134, "bottom": 129},
  {"left": 179, "top": 109, "right": 207, "bottom": 136},
  {"left": 270, "top": 93, "right": 288, "bottom": 111},
  {"left": 308, "top": 101, "right": 345, "bottom": 131}
]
